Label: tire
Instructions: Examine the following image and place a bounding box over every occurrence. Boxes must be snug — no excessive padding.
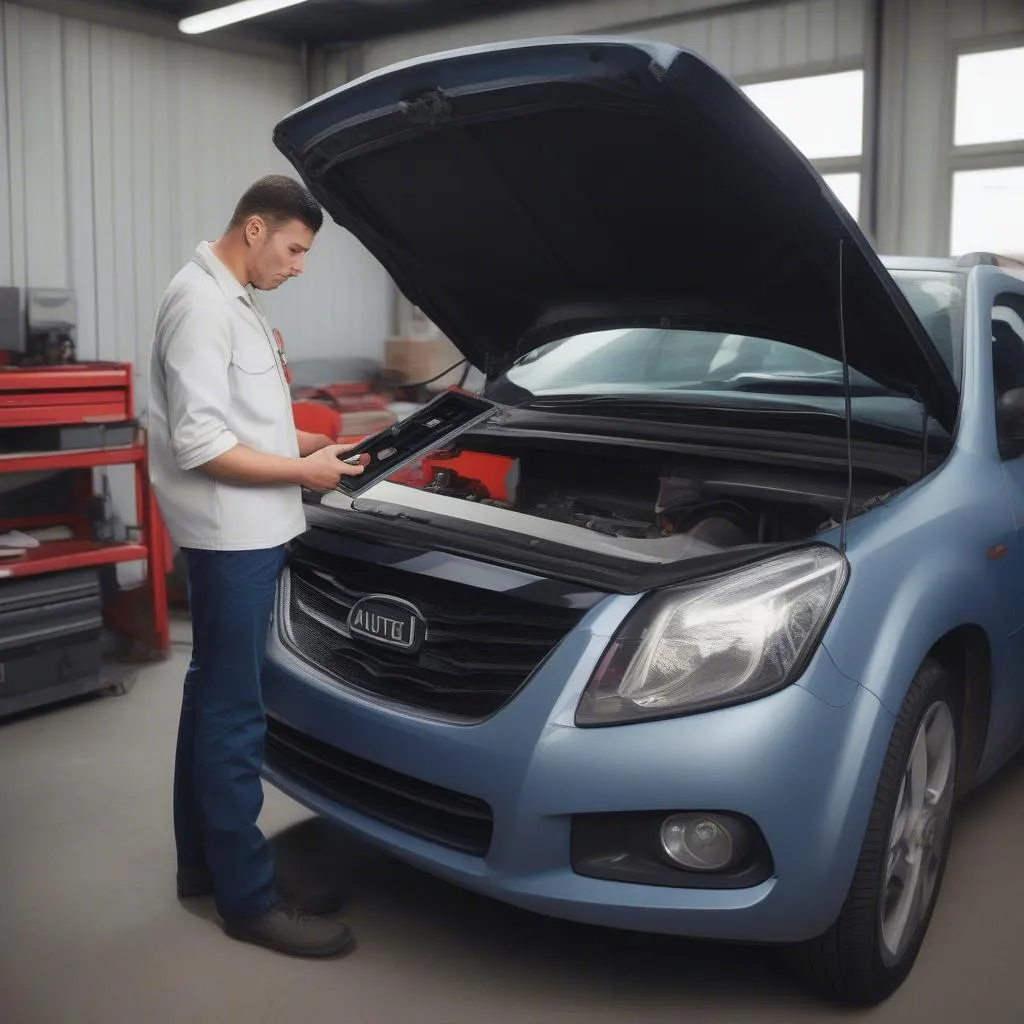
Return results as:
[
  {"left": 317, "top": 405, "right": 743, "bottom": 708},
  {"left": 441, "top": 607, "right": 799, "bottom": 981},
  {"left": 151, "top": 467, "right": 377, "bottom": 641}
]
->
[{"left": 789, "top": 659, "right": 960, "bottom": 1006}]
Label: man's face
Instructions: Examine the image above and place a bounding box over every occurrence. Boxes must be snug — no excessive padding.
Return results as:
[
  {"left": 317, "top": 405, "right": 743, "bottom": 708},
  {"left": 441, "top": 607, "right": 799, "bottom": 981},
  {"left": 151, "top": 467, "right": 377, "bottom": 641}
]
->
[{"left": 244, "top": 216, "right": 315, "bottom": 291}]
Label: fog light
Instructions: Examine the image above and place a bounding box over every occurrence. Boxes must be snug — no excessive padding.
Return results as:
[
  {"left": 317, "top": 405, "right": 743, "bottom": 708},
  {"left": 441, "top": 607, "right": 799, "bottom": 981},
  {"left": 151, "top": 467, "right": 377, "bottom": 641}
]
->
[{"left": 659, "top": 814, "right": 745, "bottom": 872}]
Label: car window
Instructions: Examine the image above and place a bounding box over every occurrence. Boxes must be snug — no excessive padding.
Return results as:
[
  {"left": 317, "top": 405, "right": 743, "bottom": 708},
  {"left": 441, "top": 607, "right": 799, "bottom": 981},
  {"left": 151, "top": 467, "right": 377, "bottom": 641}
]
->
[
  {"left": 498, "top": 270, "right": 964, "bottom": 400},
  {"left": 893, "top": 271, "right": 965, "bottom": 387},
  {"left": 505, "top": 329, "right": 881, "bottom": 394},
  {"left": 992, "top": 294, "right": 1024, "bottom": 401},
  {"left": 513, "top": 329, "right": 730, "bottom": 387}
]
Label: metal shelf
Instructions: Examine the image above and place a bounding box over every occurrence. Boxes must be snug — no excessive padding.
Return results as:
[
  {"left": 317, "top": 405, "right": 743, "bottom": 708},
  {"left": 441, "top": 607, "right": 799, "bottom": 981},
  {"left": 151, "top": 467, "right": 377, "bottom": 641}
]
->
[
  {"left": 0, "top": 445, "right": 143, "bottom": 474},
  {"left": 0, "top": 540, "right": 150, "bottom": 580}
]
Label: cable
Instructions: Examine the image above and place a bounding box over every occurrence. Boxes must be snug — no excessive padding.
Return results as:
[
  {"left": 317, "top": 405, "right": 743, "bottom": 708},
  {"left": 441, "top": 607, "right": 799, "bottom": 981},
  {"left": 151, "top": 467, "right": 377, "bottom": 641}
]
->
[
  {"left": 837, "top": 237, "right": 853, "bottom": 553},
  {"left": 402, "top": 358, "right": 469, "bottom": 389}
]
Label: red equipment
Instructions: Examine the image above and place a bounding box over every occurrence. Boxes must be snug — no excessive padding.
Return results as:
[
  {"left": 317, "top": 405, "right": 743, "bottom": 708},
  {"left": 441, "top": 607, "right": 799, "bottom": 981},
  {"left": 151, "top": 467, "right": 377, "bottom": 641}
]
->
[{"left": 0, "top": 361, "right": 171, "bottom": 660}]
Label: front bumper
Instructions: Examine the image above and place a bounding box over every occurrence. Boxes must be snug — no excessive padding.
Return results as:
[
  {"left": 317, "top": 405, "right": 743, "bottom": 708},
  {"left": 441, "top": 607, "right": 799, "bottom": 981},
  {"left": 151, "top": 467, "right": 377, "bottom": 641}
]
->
[{"left": 261, "top": 614, "right": 894, "bottom": 944}]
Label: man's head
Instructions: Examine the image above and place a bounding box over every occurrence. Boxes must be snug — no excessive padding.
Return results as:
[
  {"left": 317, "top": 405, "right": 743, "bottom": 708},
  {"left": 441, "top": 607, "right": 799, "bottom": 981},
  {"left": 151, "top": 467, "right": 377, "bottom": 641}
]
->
[{"left": 223, "top": 175, "right": 324, "bottom": 291}]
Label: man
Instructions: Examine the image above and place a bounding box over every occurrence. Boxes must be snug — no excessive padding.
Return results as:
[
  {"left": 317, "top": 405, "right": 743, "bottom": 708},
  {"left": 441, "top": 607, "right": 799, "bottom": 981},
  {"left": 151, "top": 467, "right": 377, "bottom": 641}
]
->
[{"left": 148, "top": 175, "right": 363, "bottom": 959}]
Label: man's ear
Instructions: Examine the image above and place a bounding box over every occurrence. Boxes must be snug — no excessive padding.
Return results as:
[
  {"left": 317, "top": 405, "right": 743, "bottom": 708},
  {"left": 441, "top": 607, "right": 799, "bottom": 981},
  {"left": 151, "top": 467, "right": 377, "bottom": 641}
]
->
[{"left": 244, "top": 215, "right": 267, "bottom": 246}]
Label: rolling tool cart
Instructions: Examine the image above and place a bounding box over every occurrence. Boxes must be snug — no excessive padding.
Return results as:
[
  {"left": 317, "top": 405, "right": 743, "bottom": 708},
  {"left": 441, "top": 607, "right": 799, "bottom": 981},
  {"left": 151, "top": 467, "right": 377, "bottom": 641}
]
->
[{"left": 0, "top": 362, "right": 171, "bottom": 716}]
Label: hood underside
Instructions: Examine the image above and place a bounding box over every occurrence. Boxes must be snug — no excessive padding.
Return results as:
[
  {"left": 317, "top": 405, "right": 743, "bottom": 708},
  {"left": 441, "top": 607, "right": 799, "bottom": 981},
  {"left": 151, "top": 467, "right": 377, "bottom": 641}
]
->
[{"left": 274, "top": 37, "right": 959, "bottom": 431}]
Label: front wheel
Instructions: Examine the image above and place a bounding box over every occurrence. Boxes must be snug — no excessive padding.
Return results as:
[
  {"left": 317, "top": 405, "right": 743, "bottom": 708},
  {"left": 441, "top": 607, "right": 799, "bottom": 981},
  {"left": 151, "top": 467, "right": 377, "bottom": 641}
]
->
[{"left": 791, "top": 659, "right": 959, "bottom": 1006}]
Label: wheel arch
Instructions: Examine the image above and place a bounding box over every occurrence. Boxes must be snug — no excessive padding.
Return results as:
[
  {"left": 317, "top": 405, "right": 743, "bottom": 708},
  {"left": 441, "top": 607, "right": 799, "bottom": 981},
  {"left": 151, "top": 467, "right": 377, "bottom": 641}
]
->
[{"left": 925, "top": 624, "right": 992, "bottom": 795}]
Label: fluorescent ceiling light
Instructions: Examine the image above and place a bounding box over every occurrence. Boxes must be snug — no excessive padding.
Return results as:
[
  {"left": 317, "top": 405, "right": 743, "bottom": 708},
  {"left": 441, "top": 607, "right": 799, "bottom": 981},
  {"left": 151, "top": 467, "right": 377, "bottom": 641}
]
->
[{"left": 179, "top": 0, "right": 309, "bottom": 34}]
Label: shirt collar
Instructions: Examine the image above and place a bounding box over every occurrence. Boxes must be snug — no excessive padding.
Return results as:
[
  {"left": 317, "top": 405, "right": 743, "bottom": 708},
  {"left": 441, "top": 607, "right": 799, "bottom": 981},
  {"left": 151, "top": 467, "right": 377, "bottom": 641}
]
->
[{"left": 193, "top": 241, "right": 252, "bottom": 305}]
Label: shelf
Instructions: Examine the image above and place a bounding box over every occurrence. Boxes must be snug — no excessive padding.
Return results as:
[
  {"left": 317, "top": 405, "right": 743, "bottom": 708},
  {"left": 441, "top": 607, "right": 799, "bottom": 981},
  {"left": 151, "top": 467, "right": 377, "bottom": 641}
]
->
[
  {"left": 0, "top": 363, "right": 134, "bottom": 427},
  {"left": 0, "top": 405, "right": 131, "bottom": 428},
  {"left": 0, "top": 444, "right": 143, "bottom": 474},
  {"left": 0, "top": 539, "right": 150, "bottom": 580},
  {"left": 0, "top": 364, "right": 132, "bottom": 392},
  {"left": 0, "top": 364, "right": 170, "bottom": 657}
]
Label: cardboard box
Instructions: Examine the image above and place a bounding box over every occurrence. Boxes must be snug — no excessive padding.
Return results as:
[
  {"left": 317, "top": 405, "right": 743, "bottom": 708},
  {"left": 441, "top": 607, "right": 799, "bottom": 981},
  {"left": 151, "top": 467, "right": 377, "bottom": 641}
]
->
[{"left": 385, "top": 336, "right": 465, "bottom": 390}]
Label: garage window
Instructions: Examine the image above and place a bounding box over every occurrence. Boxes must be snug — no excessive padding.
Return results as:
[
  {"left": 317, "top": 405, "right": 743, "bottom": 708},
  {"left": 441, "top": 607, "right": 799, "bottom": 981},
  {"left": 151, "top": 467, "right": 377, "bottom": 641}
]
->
[
  {"left": 949, "top": 46, "right": 1024, "bottom": 258},
  {"left": 742, "top": 70, "right": 864, "bottom": 223}
]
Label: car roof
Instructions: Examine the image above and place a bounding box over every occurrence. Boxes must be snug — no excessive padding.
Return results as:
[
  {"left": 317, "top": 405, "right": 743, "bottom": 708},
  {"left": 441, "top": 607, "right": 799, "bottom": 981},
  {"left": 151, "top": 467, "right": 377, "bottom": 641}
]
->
[{"left": 882, "top": 252, "right": 1024, "bottom": 273}]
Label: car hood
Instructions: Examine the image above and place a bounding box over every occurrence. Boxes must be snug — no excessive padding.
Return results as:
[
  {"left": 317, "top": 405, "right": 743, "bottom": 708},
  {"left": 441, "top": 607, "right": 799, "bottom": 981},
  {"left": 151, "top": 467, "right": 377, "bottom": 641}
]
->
[{"left": 273, "top": 37, "right": 959, "bottom": 431}]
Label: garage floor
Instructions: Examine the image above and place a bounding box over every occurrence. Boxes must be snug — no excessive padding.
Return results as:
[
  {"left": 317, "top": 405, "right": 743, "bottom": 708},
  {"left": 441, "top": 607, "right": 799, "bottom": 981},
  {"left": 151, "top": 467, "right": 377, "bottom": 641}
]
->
[{"left": 3, "top": 630, "right": 1024, "bottom": 1024}]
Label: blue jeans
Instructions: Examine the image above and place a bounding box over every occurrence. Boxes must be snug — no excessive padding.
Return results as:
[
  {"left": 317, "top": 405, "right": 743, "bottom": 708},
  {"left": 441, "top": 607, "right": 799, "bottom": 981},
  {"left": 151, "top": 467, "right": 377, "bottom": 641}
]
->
[{"left": 174, "top": 546, "right": 287, "bottom": 919}]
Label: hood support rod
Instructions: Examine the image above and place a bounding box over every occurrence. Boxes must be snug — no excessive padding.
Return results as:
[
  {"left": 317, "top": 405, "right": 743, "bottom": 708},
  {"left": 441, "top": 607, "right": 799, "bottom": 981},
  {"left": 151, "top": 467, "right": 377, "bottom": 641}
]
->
[{"left": 838, "top": 236, "right": 852, "bottom": 554}]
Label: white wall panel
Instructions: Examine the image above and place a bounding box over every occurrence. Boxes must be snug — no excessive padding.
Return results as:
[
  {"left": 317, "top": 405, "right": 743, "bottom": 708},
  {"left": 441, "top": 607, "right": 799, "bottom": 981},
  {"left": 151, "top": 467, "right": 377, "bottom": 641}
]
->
[
  {"left": 706, "top": 14, "right": 734, "bottom": 71},
  {"left": 0, "top": 1, "right": 392, "bottom": 409},
  {"left": 948, "top": 0, "right": 985, "bottom": 38},
  {"left": 3, "top": 6, "right": 28, "bottom": 294},
  {"left": 836, "top": 0, "right": 866, "bottom": 61},
  {"left": 62, "top": 18, "right": 98, "bottom": 360},
  {"left": 877, "top": 0, "right": 1024, "bottom": 255},
  {"left": 18, "top": 8, "right": 69, "bottom": 285},
  {"left": 0, "top": 14, "right": 10, "bottom": 287},
  {"left": 319, "top": 0, "right": 870, "bottom": 360},
  {"left": 353, "top": 0, "right": 741, "bottom": 75},
  {"left": 338, "top": 0, "right": 867, "bottom": 84},
  {"left": 732, "top": 8, "right": 760, "bottom": 75},
  {"left": 780, "top": 2, "right": 811, "bottom": 67},
  {"left": 980, "top": 0, "right": 1024, "bottom": 36}
]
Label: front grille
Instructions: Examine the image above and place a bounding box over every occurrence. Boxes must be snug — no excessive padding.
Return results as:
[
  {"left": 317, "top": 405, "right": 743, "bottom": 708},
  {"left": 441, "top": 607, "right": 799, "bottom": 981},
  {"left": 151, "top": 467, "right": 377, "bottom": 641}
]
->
[
  {"left": 264, "top": 716, "right": 493, "bottom": 856},
  {"left": 282, "top": 539, "right": 589, "bottom": 721}
]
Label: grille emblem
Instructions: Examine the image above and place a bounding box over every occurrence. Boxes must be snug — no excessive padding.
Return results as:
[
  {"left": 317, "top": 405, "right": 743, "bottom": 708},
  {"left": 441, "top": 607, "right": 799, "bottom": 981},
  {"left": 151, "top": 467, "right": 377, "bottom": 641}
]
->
[{"left": 347, "top": 595, "right": 426, "bottom": 653}]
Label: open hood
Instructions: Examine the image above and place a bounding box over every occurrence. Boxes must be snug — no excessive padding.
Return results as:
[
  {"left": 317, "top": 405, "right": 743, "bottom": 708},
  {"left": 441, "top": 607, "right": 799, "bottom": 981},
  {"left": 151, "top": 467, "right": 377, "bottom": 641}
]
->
[{"left": 274, "top": 37, "right": 959, "bottom": 431}]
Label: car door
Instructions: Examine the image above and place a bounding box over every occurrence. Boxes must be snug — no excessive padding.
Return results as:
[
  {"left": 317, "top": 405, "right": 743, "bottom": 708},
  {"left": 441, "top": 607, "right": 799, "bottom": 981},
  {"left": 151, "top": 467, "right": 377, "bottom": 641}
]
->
[
  {"left": 992, "top": 292, "right": 1024, "bottom": 552},
  {"left": 989, "top": 289, "right": 1024, "bottom": 754}
]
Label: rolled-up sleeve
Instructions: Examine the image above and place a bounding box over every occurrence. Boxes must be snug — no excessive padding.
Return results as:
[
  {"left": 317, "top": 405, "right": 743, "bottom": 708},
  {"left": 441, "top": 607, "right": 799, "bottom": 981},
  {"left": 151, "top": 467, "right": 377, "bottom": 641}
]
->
[{"left": 157, "top": 288, "right": 239, "bottom": 472}]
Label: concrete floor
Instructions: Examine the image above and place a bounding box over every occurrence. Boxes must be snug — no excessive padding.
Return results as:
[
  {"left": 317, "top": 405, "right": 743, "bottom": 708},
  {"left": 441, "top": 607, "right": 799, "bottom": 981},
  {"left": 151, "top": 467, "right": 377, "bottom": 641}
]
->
[{"left": 3, "top": 643, "right": 1024, "bottom": 1024}]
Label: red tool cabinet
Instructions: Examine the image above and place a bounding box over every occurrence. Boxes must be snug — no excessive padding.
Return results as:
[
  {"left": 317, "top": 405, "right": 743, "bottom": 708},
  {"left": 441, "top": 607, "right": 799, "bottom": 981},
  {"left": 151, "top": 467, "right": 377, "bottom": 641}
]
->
[{"left": 0, "top": 362, "right": 171, "bottom": 661}]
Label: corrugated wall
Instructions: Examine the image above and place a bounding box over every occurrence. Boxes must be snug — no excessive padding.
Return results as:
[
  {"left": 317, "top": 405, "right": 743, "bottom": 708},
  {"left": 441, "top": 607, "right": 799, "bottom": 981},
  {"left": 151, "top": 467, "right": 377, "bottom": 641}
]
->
[
  {"left": 946, "top": 0, "right": 1024, "bottom": 38},
  {"left": 0, "top": 1, "right": 392, "bottom": 411},
  {"left": 337, "top": 0, "right": 868, "bottom": 81},
  {"left": 323, "top": 0, "right": 870, "bottom": 345},
  {"left": 325, "top": 0, "right": 1024, "bottom": 259},
  {"left": 624, "top": 0, "right": 867, "bottom": 79},
  {"left": 877, "top": 0, "right": 1024, "bottom": 255}
]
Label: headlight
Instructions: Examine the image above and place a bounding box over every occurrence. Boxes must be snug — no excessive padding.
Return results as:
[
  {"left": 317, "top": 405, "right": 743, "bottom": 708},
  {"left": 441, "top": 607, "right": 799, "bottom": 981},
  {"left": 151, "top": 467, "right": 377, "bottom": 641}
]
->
[{"left": 575, "top": 545, "right": 848, "bottom": 726}]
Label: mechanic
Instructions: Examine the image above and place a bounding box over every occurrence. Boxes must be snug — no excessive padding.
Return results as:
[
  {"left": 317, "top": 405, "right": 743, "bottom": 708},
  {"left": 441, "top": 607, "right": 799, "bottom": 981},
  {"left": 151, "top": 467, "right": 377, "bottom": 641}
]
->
[{"left": 148, "top": 175, "right": 363, "bottom": 959}]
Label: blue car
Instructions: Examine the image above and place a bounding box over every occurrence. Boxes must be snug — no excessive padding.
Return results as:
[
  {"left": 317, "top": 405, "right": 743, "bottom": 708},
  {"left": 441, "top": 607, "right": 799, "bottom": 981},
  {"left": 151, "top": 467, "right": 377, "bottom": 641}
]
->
[{"left": 264, "top": 37, "right": 1024, "bottom": 1005}]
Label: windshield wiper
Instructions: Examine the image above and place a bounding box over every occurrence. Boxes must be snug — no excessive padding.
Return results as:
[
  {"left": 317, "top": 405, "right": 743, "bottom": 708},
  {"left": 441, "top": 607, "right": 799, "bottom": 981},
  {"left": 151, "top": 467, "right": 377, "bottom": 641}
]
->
[
  {"left": 522, "top": 394, "right": 686, "bottom": 411},
  {"left": 712, "top": 373, "right": 903, "bottom": 397},
  {"left": 517, "top": 392, "right": 833, "bottom": 419}
]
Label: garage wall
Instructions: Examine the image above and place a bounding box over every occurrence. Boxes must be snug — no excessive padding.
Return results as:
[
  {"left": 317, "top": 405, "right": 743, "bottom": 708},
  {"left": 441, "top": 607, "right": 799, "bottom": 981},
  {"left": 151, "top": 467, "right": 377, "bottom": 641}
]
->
[
  {"left": 322, "top": 0, "right": 1024, "bottom": 260},
  {"left": 617, "top": 0, "right": 867, "bottom": 80},
  {"left": 321, "top": 0, "right": 872, "bottom": 335},
  {"left": 325, "top": 0, "right": 868, "bottom": 82},
  {"left": 0, "top": 1, "right": 392, "bottom": 412},
  {"left": 877, "top": 0, "right": 1024, "bottom": 255}
]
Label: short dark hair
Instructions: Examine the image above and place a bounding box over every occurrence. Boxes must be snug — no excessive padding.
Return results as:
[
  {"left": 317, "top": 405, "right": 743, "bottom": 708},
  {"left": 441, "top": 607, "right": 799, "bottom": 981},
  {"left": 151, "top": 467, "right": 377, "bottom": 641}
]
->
[{"left": 228, "top": 174, "right": 324, "bottom": 234}]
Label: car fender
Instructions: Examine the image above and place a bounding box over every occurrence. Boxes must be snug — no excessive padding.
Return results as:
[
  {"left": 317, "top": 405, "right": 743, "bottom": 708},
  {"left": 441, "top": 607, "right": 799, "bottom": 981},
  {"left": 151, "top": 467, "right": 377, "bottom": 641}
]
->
[{"left": 821, "top": 462, "right": 1014, "bottom": 720}]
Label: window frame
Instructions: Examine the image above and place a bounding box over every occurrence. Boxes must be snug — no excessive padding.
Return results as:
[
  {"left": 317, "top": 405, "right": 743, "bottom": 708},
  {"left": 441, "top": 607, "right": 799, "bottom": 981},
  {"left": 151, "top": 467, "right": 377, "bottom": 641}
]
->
[
  {"left": 944, "top": 37, "right": 1024, "bottom": 257},
  {"left": 990, "top": 291, "right": 1024, "bottom": 460},
  {"left": 735, "top": 61, "right": 870, "bottom": 229}
]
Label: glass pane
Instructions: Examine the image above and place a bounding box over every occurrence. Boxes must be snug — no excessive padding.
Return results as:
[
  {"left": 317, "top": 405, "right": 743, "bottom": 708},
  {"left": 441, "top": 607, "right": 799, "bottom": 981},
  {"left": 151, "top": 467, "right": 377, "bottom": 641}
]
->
[
  {"left": 950, "top": 166, "right": 1024, "bottom": 257},
  {"left": 742, "top": 70, "right": 864, "bottom": 159},
  {"left": 822, "top": 172, "right": 860, "bottom": 221},
  {"left": 955, "top": 46, "right": 1024, "bottom": 147}
]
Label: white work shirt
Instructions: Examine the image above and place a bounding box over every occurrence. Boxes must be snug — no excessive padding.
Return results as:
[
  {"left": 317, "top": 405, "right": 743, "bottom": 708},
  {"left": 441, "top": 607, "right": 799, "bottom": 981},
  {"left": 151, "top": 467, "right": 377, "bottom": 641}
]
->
[{"left": 147, "top": 241, "right": 306, "bottom": 551}]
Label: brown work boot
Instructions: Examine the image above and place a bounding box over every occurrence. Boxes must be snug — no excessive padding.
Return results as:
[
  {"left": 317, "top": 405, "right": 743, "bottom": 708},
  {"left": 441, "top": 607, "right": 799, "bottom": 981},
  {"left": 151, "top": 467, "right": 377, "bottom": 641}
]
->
[
  {"left": 223, "top": 903, "right": 355, "bottom": 959},
  {"left": 177, "top": 864, "right": 345, "bottom": 916}
]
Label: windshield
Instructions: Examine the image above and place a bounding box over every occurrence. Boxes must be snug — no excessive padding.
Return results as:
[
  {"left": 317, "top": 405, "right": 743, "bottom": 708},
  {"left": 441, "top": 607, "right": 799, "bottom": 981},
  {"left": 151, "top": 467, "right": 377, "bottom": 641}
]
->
[{"left": 488, "top": 270, "right": 964, "bottom": 434}]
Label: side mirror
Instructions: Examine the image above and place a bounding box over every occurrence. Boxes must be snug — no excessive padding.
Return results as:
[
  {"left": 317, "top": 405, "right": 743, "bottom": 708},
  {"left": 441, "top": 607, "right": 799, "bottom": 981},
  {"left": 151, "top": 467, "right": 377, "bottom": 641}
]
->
[{"left": 997, "top": 387, "right": 1024, "bottom": 455}]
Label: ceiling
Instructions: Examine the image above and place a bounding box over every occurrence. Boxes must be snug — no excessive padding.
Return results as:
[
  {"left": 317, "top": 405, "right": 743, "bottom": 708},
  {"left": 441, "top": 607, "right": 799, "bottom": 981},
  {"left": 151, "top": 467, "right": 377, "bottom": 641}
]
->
[{"left": 120, "top": 0, "right": 571, "bottom": 49}]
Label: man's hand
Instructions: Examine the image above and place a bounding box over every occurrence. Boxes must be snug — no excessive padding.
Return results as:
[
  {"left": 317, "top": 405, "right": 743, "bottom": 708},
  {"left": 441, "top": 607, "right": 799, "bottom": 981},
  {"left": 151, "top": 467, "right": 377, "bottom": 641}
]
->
[
  {"left": 296, "top": 430, "right": 335, "bottom": 457},
  {"left": 295, "top": 431, "right": 368, "bottom": 458},
  {"left": 298, "top": 444, "right": 367, "bottom": 493}
]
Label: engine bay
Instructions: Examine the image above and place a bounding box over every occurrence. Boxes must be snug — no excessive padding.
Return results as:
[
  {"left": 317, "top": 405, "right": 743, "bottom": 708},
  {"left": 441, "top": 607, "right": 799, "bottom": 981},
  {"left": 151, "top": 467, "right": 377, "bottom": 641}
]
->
[{"left": 383, "top": 438, "right": 899, "bottom": 551}]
